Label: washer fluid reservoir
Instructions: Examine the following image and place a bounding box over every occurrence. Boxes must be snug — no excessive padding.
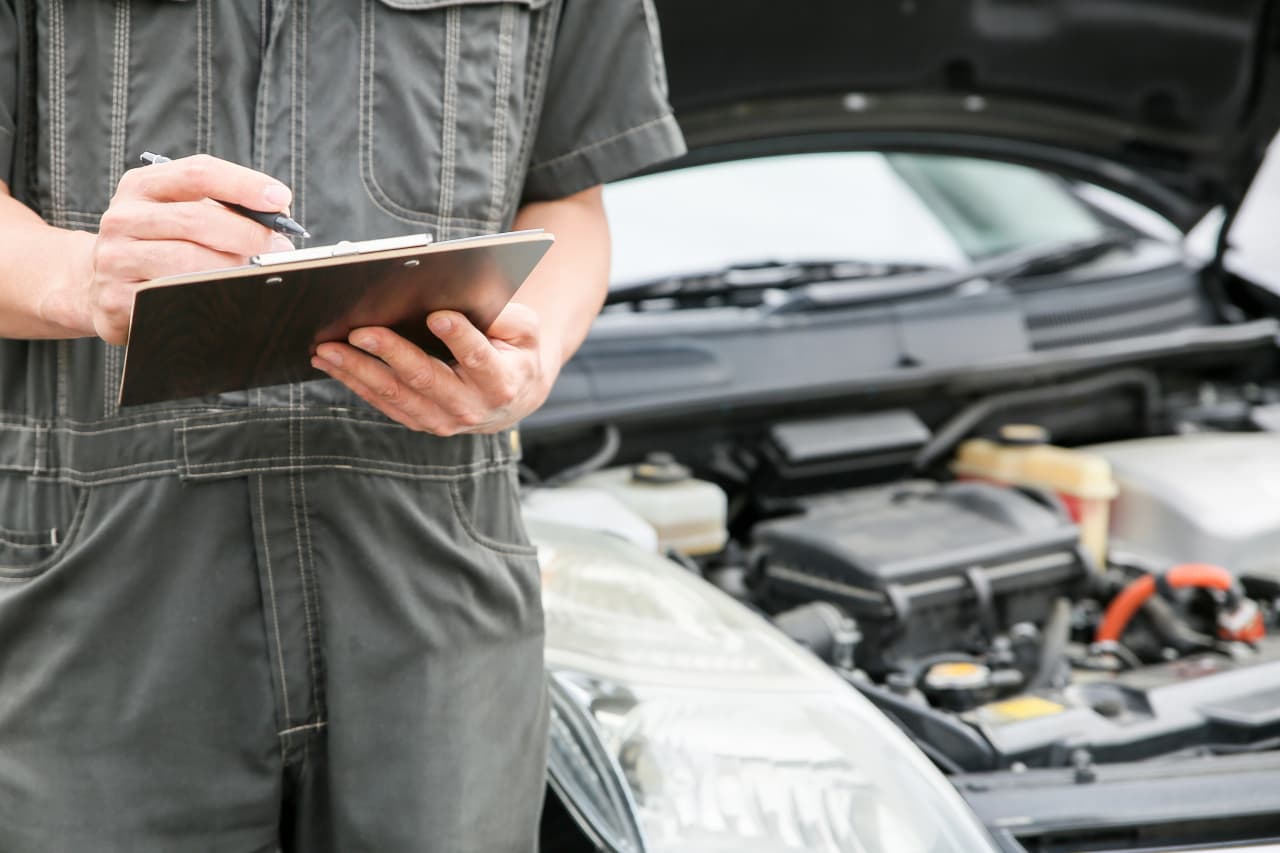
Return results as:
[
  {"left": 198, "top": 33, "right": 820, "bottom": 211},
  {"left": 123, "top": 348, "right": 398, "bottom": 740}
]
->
[{"left": 568, "top": 453, "right": 728, "bottom": 556}]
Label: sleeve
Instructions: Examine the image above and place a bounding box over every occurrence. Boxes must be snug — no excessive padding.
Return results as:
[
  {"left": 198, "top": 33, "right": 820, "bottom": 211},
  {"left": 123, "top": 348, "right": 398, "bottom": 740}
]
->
[
  {"left": 0, "top": 0, "right": 19, "bottom": 188},
  {"left": 520, "top": 0, "right": 687, "bottom": 203}
]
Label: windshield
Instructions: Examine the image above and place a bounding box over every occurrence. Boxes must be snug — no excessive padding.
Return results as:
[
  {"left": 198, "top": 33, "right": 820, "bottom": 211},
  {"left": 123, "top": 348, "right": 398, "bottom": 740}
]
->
[{"left": 604, "top": 152, "right": 1130, "bottom": 286}]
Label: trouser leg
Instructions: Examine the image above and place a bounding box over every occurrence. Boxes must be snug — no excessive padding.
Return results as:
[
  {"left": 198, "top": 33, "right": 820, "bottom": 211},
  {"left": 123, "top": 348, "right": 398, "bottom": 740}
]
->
[
  {"left": 289, "top": 469, "right": 549, "bottom": 853},
  {"left": 0, "top": 477, "right": 283, "bottom": 852}
]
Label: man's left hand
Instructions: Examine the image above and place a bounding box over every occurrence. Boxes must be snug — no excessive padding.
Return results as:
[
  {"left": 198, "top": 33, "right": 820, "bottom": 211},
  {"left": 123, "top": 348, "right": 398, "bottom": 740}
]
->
[{"left": 311, "top": 302, "right": 556, "bottom": 435}]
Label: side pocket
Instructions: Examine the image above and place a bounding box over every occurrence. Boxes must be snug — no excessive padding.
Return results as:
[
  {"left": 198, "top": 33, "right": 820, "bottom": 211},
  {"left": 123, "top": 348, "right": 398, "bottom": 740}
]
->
[
  {"left": 0, "top": 483, "right": 91, "bottom": 580},
  {"left": 447, "top": 466, "right": 538, "bottom": 557}
]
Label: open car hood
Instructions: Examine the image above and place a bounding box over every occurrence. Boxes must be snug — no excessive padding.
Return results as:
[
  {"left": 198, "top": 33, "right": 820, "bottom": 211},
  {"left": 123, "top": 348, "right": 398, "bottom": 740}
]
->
[{"left": 653, "top": 0, "right": 1280, "bottom": 231}]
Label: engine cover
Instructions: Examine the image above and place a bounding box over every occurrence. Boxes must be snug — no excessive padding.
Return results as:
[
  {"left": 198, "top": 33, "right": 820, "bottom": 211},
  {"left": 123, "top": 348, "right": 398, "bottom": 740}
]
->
[
  {"left": 1088, "top": 433, "right": 1280, "bottom": 580},
  {"left": 757, "top": 481, "right": 1087, "bottom": 675}
]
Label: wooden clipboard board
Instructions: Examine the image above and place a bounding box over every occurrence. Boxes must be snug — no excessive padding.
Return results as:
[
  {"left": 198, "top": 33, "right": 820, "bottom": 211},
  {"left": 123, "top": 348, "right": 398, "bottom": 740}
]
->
[{"left": 118, "top": 230, "right": 554, "bottom": 406}]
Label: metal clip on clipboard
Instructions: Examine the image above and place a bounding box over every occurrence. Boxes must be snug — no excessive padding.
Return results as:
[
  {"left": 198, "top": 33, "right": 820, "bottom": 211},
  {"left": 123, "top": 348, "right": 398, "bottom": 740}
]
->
[{"left": 251, "top": 233, "right": 433, "bottom": 267}]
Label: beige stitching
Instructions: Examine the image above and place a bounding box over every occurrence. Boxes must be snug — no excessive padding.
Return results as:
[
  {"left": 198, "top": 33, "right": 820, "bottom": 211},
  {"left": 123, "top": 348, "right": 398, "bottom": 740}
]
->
[
  {"left": 47, "top": 0, "right": 66, "bottom": 227},
  {"left": 487, "top": 2, "right": 516, "bottom": 230},
  {"left": 105, "top": 1, "right": 130, "bottom": 420},
  {"left": 195, "top": 0, "right": 204, "bottom": 150},
  {"left": 0, "top": 489, "right": 90, "bottom": 581},
  {"left": 298, "top": 0, "right": 309, "bottom": 238},
  {"left": 287, "top": 386, "right": 323, "bottom": 723},
  {"left": 277, "top": 721, "right": 326, "bottom": 738},
  {"left": 437, "top": 5, "right": 461, "bottom": 236},
  {"left": 448, "top": 478, "right": 538, "bottom": 557},
  {"left": 357, "top": 0, "right": 490, "bottom": 230},
  {"left": 289, "top": 0, "right": 298, "bottom": 211},
  {"left": 182, "top": 454, "right": 512, "bottom": 474},
  {"left": 56, "top": 340, "right": 69, "bottom": 418},
  {"left": 258, "top": 476, "right": 293, "bottom": 725},
  {"left": 527, "top": 113, "right": 675, "bottom": 174},
  {"left": 500, "top": 0, "right": 557, "bottom": 222}
]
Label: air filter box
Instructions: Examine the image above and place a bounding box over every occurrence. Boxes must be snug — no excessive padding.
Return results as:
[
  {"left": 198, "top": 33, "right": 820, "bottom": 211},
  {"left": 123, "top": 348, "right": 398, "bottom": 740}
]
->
[{"left": 758, "top": 481, "right": 1087, "bottom": 675}]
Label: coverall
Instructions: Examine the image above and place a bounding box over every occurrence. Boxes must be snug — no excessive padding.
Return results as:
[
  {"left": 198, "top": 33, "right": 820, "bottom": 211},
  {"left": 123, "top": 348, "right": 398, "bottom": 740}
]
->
[{"left": 0, "top": 1, "right": 685, "bottom": 849}]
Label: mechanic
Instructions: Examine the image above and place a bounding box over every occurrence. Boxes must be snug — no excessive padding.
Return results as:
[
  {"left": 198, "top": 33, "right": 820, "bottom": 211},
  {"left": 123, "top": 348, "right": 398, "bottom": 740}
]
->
[{"left": 0, "top": 2, "right": 684, "bottom": 850}]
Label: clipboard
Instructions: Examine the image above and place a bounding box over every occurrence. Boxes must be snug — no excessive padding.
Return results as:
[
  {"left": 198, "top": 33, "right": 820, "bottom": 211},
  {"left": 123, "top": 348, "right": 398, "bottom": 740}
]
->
[{"left": 118, "top": 229, "right": 554, "bottom": 406}]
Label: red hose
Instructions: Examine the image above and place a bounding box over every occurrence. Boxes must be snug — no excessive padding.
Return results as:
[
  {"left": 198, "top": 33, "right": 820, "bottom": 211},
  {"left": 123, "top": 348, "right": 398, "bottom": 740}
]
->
[{"left": 1095, "top": 563, "right": 1236, "bottom": 644}]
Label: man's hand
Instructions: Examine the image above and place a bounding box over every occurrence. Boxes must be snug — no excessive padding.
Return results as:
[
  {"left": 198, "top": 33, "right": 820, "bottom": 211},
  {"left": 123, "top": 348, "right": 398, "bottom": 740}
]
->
[
  {"left": 310, "top": 185, "right": 611, "bottom": 434},
  {"left": 90, "top": 154, "right": 295, "bottom": 344},
  {"left": 311, "top": 303, "right": 555, "bottom": 435}
]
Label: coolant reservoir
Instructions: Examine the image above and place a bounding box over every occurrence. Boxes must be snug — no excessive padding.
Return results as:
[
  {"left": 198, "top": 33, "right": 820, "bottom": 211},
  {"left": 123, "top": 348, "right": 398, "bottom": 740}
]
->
[
  {"left": 953, "top": 425, "right": 1117, "bottom": 568},
  {"left": 569, "top": 453, "right": 728, "bottom": 556}
]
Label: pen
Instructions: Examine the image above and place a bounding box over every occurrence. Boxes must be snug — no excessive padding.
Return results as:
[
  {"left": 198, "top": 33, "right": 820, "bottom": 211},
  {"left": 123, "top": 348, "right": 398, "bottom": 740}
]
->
[{"left": 139, "top": 152, "right": 310, "bottom": 239}]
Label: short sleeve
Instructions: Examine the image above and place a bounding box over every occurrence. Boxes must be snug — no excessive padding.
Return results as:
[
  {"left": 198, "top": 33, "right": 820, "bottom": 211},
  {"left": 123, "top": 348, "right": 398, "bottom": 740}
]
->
[
  {"left": 0, "top": 0, "right": 19, "bottom": 188},
  {"left": 521, "top": 0, "right": 687, "bottom": 202}
]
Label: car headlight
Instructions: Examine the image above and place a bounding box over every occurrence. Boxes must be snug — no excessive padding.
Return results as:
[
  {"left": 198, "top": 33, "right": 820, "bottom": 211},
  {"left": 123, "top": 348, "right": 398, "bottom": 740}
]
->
[{"left": 531, "top": 519, "right": 997, "bottom": 853}]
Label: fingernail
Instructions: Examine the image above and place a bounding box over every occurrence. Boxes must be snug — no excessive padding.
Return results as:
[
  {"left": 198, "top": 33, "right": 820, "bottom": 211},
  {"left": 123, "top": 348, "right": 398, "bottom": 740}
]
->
[
  {"left": 429, "top": 315, "right": 453, "bottom": 335},
  {"left": 271, "top": 234, "right": 294, "bottom": 252},
  {"left": 316, "top": 348, "right": 342, "bottom": 367},
  {"left": 263, "top": 183, "right": 291, "bottom": 208},
  {"left": 353, "top": 335, "right": 378, "bottom": 353}
]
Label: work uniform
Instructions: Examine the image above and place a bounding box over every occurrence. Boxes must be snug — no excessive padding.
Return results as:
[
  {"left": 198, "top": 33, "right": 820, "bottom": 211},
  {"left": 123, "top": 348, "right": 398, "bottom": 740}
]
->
[{"left": 0, "top": 1, "right": 684, "bottom": 850}]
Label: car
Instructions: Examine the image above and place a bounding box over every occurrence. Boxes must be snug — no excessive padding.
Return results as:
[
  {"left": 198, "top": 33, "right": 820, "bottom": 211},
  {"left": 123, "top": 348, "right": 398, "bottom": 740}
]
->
[{"left": 526, "top": 3, "right": 1280, "bottom": 851}]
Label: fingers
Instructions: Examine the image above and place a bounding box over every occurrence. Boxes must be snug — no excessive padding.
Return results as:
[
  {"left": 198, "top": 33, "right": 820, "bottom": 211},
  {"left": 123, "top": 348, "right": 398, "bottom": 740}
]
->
[
  {"left": 311, "top": 343, "right": 464, "bottom": 435},
  {"left": 99, "top": 199, "right": 286, "bottom": 257},
  {"left": 93, "top": 238, "right": 249, "bottom": 283},
  {"left": 426, "top": 311, "right": 509, "bottom": 385},
  {"left": 479, "top": 302, "right": 540, "bottom": 348},
  {"left": 115, "top": 153, "right": 292, "bottom": 211}
]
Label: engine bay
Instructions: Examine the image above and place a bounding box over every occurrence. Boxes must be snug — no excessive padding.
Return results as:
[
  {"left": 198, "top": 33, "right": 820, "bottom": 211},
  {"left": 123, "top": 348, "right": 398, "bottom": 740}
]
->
[{"left": 521, "top": 364, "right": 1280, "bottom": 775}]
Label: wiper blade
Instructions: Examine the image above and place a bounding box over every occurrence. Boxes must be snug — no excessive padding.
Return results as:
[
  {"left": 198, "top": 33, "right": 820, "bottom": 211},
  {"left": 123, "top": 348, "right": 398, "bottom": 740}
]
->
[
  {"left": 765, "top": 232, "right": 1138, "bottom": 314},
  {"left": 605, "top": 259, "right": 940, "bottom": 307}
]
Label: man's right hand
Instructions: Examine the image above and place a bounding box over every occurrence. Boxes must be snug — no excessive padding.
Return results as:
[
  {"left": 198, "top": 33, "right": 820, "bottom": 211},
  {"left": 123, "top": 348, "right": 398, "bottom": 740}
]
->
[{"left": 90, "top": 154, "right": 295, "bottom": 345}]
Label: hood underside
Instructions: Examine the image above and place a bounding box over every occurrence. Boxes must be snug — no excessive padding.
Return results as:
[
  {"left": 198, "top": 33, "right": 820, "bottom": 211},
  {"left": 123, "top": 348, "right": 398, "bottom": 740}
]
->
[{"left": 652, "top": 0, "right": 1280, "bottom": 230}]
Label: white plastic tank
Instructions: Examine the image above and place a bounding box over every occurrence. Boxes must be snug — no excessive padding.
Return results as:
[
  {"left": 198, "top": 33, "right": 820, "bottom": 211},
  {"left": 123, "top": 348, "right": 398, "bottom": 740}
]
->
[{"left": 568, "top": 453, "right": 729, "bottom": 556}]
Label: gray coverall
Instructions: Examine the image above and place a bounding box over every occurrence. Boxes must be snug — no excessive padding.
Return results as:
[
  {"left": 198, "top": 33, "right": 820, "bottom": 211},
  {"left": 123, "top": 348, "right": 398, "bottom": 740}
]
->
[{"left": 0, "top": 1, "right": 685, "bottom": 849}]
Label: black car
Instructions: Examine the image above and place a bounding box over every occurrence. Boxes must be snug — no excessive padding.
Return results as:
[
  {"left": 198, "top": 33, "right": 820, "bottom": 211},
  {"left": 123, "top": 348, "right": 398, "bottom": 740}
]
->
[{"left": 529, "top": 3, "right": 1280, "bottom": 851}]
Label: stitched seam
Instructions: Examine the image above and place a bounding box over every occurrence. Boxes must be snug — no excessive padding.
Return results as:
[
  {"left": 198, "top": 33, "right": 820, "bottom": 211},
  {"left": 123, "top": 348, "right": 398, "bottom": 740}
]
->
[
  {"left": 195, "top": 0, "right": 205, "bottom": 150},
  {"left": 448, "top": 479, "right": 538, "bottom": 556},
  {"left": 437, "top": 5, "right": 460, "bottom": 235},
  {"left": 288, "top": 387, "right": 322, "bottom": 724},
  {"left": 182, "top": 461, "right": 512, "bottom": 480},
  {"left": 106, "top": 1, "right": 130, "bottom": 419},
  {"left": 182, "top": 454, "right": 512, "bottom": 474},
  {"left": 526, "top": 114, "right": 674, "bottom": 174},
  {"left": 357, "top": 0, "right": 488, "bottom": 230},
  {"left": 298, "top": 439, "right": 323, "bottom": 718},
  {"left": 56, "top": 340, "right": 69, "bottom": 418},
  {"left": 48, "top": 0, "right": 66, "bottom": 227},
  {"left": 255, "top": 5, "right": 270, "bottom": 175},
  {"left": 258, "top": 476, "right": 293, "bottom": 725},
  {"left": 32, "top": 424, "right": 46, "bottom": 475},
  {"left": 289, "top": 1, "right": 298, "bottom": 218},
  {"left": 0, "top": 531, "right": 55, "bottom": 548},
  {"left": 502, "top": 0, "right": 556, "bottom": 219},
  {"left": 0, "top": 489, "right": 90, "bottom": 580},
  {"left": 299, "top": 0, "right": 308, "bottom": 238},
  {"left": 487, "top": 2, "right": 515, "bottom": 229}
]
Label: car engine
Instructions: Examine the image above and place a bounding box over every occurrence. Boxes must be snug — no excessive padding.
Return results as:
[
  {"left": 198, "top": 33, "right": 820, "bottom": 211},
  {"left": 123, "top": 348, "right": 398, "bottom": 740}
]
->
[{"left": 523, "top": 376, "right": 1280, "bottom": 775}]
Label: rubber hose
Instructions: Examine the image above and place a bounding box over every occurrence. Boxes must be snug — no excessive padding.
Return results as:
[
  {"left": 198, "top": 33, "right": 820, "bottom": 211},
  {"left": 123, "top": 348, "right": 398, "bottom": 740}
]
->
[
  {"left": 1028, "top": 597, "right": 1072, "bottom": 690},
  {"left": 1095, "top": 563, "right": 1236, "bottom": 644},
  {"left": 544, "top": 423, "right": 621, "bottom": 486},
  {"left": 913, "top": 368, "right": 1163, "bottom": 471}
]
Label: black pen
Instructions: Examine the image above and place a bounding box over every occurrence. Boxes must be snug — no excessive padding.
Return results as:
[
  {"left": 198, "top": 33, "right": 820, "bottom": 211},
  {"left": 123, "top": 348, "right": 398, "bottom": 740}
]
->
[{"left": 139, "top": 152, "right": 310, "bottom": 239}]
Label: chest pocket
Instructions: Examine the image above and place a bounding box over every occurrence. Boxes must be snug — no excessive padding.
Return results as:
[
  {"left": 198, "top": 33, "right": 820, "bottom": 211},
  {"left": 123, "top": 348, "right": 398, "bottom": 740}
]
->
[{"left": 361, "top": 0, "right": 552, "bottom": 238}]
